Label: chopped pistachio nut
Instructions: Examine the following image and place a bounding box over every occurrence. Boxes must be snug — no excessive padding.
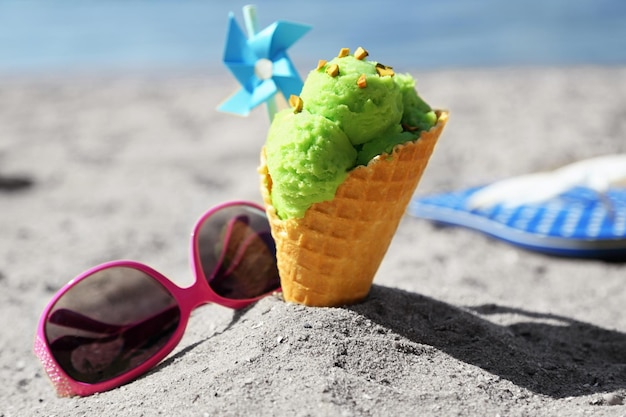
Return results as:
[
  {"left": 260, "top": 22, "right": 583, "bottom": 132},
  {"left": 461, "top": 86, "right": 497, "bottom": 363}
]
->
[
  {"left": 325, "top": 63, "right": 340, "bottom": 77},
  {"left": 289, "top": 95, "right": 304, "bottom": 113},
  {"left": 357, "top": 74, "right": 367, "bottom": 88},
  {"left": 338, "top": 47, "right": 350, "bottom": 58},
  {"left": 354, "top": 47, "right": 369, "bottom": 60},
  {"left": 316, "top": 59, "right": 327, "bottom": 71},
  {"left": 375, "top": 63, "right": 395, "bottom": 77}
]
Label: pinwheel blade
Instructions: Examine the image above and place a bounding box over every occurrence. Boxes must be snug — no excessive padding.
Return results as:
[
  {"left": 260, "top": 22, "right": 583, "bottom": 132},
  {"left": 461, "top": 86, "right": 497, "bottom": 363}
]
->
[
  {"left": 252, "top": 20, "right": 311, "bottom": 58},
  {"left": 272, "top": 55, "right": 304, "bottom": 97},
  {"left": 269, "top": 20, "right": 311, "bottom": 57},
  {"left": 217, "top": 88, "right": 253, "bottom": 116},
  {"left": 223, "top": 13, "right": 256, "bottom": 63},
  {"left": 250, "top": 79, "right": 278, "bottom": 109}
]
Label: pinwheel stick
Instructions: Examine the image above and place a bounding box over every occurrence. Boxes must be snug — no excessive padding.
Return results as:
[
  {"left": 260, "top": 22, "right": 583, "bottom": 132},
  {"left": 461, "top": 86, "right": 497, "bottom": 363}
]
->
[
  {"left": 243, "top": 5, "right": 278, "bottom": 121},
  {"left": 242, "top": 5, "right": 259, "bottom": 38}
]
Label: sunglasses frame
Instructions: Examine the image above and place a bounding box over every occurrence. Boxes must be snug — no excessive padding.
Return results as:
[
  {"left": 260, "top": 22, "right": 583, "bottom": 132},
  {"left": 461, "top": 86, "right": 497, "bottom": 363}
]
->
[{"left": 34, "top": 200, "right": 279, "bottom": 397}]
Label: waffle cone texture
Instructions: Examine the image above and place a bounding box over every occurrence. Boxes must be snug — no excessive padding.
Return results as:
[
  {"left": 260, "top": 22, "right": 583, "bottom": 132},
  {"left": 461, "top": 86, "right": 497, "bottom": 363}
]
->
[{"left": 260, "top": 110, "right": 448, "bottom": 307}]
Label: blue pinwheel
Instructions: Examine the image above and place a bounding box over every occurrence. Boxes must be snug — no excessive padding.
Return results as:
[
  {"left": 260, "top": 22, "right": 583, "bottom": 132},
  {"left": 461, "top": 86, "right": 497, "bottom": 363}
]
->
[{"left": 218, "top": 8, "right": 311, "bottom": 118}]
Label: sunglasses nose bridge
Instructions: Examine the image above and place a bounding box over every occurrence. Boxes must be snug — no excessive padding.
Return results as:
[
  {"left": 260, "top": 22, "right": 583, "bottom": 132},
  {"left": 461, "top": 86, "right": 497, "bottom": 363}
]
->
[{"left": 181, "top": 275, "right": 217, "bottom": 310}]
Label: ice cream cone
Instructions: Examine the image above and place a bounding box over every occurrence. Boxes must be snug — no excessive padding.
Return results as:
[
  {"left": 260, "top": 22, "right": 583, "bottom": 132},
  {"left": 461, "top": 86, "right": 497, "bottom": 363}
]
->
[{"left": 260, "top": 110, "right": 448, "bottom": 307}]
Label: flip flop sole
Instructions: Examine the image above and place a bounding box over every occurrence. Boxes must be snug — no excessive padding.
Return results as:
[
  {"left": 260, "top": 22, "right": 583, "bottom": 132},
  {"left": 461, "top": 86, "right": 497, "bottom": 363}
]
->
[{"left": 408, "top": 186, "right": 626, "bottom": 260}]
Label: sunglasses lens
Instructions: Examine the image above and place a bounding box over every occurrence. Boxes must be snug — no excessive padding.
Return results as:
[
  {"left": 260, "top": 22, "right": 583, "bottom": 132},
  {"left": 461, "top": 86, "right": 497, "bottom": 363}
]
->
[
  {"left": 196, "top": 205, "right": 280, "bottom": 299},
  {"left": 44, "top": 267, "right": 180, "bottom": 384}
]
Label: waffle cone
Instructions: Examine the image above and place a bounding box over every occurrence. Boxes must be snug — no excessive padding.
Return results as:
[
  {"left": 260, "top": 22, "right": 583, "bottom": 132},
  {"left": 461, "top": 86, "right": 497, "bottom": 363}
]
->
[{"left": 260, "top": 110, "right": 448, "bottom": 307}]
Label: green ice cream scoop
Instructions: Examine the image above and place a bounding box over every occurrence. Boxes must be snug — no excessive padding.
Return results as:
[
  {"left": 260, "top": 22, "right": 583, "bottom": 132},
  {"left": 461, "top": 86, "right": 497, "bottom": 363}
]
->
[
  {"left": 395, "top": 73, "right": 437, "bottom": 133},
  {"left": 299, "top": 53, "right": 403, "bottom": 145},
  {"left": 265, "top": 47, "right": 437, "bottom": 220},
  {"left": 355, "top": 73, "right": 437, "bottom": 164},
  {"left": 265, "top": 109, "right": 357, "bottom": 219}
]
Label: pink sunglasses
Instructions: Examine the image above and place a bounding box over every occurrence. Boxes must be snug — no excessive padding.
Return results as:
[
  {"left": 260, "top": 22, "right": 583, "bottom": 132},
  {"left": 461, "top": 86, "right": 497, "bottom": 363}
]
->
[{"left": 34, "top": 201, "right": 280, "bottom": 397}]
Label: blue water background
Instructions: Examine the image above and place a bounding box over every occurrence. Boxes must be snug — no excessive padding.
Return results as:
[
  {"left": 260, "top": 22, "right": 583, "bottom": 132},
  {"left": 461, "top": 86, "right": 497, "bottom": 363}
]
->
[{"left": 1, "top": 0, "right": 626, "bottom": 75}]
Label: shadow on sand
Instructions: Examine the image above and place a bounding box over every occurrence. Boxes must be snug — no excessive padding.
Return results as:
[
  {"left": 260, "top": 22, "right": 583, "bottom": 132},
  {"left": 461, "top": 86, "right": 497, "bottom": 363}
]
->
[
  {"left": 0, "top": 174, "right": 33, "bottom": 192},
  {"left": 349, "top": 285, "right": 626, "bottom": 398}
]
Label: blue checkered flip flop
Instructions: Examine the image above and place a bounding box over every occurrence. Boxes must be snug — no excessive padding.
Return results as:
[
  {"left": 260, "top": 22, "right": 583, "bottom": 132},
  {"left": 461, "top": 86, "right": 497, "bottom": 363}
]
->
[{"left": 408, "top": 155, "right": 626, "bottom": 260}]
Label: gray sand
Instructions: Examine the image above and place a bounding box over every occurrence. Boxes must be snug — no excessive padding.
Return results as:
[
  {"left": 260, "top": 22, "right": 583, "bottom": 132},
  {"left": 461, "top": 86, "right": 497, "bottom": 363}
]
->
[{"left": 1, "top": 66, "right": 626, "bottom": 416}]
